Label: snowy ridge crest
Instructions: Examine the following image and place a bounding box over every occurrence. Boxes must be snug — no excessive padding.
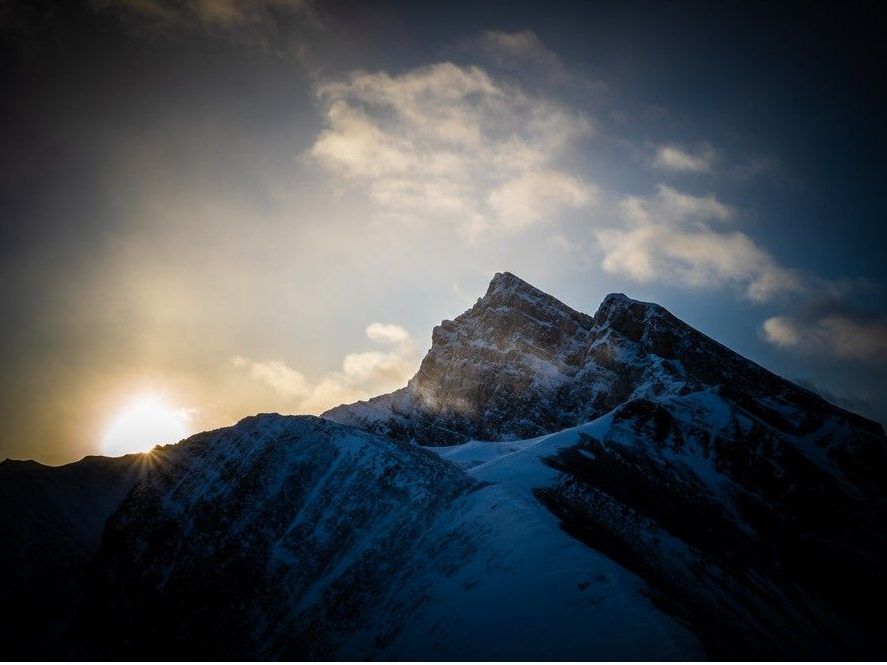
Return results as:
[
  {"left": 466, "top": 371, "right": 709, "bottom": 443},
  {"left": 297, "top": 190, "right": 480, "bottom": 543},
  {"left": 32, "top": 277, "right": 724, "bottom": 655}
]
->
[{"left": 325, "top": 272, "right": 881, "bottom": 455}]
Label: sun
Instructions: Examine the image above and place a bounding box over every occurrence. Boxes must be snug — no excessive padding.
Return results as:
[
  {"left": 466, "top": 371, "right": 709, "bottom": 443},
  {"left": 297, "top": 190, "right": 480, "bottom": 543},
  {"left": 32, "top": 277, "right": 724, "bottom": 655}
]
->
[{"left": 101, "top": 393, "right": 191, "bottom": 456}]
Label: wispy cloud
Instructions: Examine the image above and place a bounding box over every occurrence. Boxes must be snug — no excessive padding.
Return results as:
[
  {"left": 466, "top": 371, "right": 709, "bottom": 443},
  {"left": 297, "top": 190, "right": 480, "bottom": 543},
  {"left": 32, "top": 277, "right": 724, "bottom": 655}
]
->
[
  {"left": 762, "top": 314, "right": 887, "bottom": 361},
  {"left": 465, "top": 30, "right": 569, "bottom": 82},
  {"left": 596, "top": 184, "right": 804, "bottom": 301},
  {"left": 231, "top": 356, "right": 310, "bottom": 399},
  {"left": 488, "top": 170, "right": 594, "bottom": 230},
  {"left": 308, "top": 62, "right": 593, "bottom": 236},
  {"left": 620, "top": 184, "right": 733, "bottom": 225},
  {"left": 652, "top": 142, "right": 717, "bottom": 173},
  {"left": 794, "top": 379, "right": 873, "bottom": 416},
  {"left": 93, "top": 0, "right": 316, "bottom": 55},
  {"left": 365, "top": 322, "right": 411, "bottom": 346},
  {"left": 732, "top": 154, "right": 785, "bottom": 181},
  {"left": 98, "top": 0, "right": 310, "bottom": 27},
  {"left": 233, "top": 322, "right": 419, "bottom": 413}
]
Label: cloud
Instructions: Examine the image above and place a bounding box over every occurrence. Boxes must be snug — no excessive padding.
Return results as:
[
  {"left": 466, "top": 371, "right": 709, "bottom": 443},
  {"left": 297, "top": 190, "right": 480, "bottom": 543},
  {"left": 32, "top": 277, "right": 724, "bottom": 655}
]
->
[
  {"left": 99, "top": 0, "right": 309, "bottom": 27},
  {"left": 467, "top": 30, "right": 568, "bottom": 82},
  {"left": 94, "top": 0, "right": 314, "bottom": 55},
  {"left": 309, "top": 62, "right": 593, "bottom": 236},
  {"left": 233, "top": 322, "right": 419, "bottom": 413},
  {"left": 231, "top": 355, "right": 310, "bottom": 398},
  {"left": 653, "top": 143, "right": 717, "bottom": 173},
  {"left": 762, "top": 315, "right": 887, "bottom": 361},
  {"left": 794, "top": 379, "right": 872, "bottom": 415},
  {"left": 620, "top": 183, "right": 733, "bottom": 225},
  {"left": 596, "top": 184, "right": 804, "bottom": 301},
  {"left": 365, "top": 322, "right": 410, "bottom": 346},
  {"left": 488, "top": 170, "right": 595, "bottom": 230},
  {"left": 732, "top": 154, "right": 785, "bottom": 181}
]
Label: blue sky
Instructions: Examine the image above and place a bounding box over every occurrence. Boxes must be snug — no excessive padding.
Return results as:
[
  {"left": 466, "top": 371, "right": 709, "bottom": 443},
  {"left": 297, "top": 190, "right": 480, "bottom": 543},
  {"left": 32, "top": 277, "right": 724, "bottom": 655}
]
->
[{"left": 1, "top": 0, "right": 885, "bottom": 463}]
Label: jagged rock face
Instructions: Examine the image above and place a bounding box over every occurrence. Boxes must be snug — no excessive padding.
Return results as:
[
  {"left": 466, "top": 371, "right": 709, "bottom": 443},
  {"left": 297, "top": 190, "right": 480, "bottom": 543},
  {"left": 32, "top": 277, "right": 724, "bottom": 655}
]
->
[
  {"left": 412, "top": 272, "right": 594, "bottom": 428},
  {"left": 324, "top": 273, "right": 886, "bottom": 496},
  {"left": 325, "top": 272, "right": 604, "bottom": 442}
]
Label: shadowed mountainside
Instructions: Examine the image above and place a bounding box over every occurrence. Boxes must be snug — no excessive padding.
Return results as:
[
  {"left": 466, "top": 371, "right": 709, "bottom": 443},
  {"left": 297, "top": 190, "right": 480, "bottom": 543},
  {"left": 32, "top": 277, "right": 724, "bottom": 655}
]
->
[{"left": 0, "top": 454, "right": 148, "bottom": 658}]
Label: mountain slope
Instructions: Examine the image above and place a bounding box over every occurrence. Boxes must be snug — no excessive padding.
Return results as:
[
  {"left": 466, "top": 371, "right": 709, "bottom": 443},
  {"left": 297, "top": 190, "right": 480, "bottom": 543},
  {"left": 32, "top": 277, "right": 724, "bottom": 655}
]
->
[
  {"left": 535, "top": 392, "right": 887, "bottom": 659},
  {"left": 78, "top": 414, "right": 700, "bottom": 660},
  {"left": 442, "top": 392, "right": 887, "bottom": 658},
  {"left": 325, "top": 271, "right": 887, "bottom": 658},
  {"left": 0, "top": 454, "right": 148, "bottom": 658}
]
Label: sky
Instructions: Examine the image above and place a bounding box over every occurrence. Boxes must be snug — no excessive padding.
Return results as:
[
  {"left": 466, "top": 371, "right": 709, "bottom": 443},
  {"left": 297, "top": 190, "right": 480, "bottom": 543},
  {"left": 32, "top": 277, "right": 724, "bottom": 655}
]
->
[{"left": 1, "top": 0, "right": 885, "bottom": 464}]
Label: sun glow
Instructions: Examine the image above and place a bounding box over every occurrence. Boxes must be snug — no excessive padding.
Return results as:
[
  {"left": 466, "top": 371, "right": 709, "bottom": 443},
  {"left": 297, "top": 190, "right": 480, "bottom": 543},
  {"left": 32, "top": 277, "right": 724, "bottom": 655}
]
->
[{"left": 101, "top": 393, "right": 191, "bottom": 456}]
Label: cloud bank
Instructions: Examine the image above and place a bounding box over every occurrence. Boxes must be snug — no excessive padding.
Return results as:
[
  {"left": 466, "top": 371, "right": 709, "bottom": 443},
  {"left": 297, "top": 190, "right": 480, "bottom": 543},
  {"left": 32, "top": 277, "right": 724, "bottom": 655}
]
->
[
  {"left": 763, "top": 315, "right": 887, "bottom": 361},
  {"left": 596, "top": 184, "right": 804, "bottom": 301},
  {"left": 309, "top": 61, "right": 594, "bottom": 236}
]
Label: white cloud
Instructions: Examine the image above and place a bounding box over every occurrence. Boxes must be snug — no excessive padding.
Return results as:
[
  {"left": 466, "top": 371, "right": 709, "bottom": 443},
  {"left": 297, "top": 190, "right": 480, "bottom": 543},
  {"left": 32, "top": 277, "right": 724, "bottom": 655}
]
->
[
  {"left": 653, "top": 143, "right": 717, "bottom": 173},
  {"left": 233, "top": 321, "right": 419, "bottom": 413},
  {"left": 231, "top": 355, "right": 310, "bottom": 398},
  {"left": 309, "top": 62, "right": 593, "bottom": 236},
  {"left": 763, "top": 315, "right": 887, "bottom": 361},
  {"left": 365, "top": 322, "right": 411, "bottom": 346},
  {"left": 620, "top": 184, "right": 733, "bottom": 226},
  {"left": 488, "top": 170, "right": 595, "bottom": 230},
  {"left": 596, "top": 184, "right": 804, "bottom": 301}
]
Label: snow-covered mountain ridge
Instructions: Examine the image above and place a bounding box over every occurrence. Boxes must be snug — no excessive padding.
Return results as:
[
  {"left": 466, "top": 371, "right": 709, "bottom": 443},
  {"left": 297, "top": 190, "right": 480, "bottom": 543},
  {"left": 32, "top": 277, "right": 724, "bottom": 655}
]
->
[
  {"left": 1, "top": 271, "right": 885, "bottom": 659},
  {"left": 78, "top": 415, "right": 700, "bottom": 660},
  {"left": 326, "top": 272, "right": 884, "bottom": 496},
  {"left": 438, "top": 389, "right": 886, "bottom": 658},
  {"left": 321, "top": 271, "right": 887, "bottom": 657}
]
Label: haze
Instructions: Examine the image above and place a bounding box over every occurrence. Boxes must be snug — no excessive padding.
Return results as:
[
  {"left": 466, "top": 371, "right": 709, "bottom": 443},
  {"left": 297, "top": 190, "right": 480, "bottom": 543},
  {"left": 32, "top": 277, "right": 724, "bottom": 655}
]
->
[{"left": 1, "top": 0, "right": 885, "bottom": 464}]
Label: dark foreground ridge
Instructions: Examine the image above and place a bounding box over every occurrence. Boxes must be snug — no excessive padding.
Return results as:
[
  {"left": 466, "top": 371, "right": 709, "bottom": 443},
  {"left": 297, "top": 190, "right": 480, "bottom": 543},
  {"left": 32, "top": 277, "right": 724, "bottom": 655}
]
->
[{"left": 2, "top": 273, "right": 885, "bottom": 659}]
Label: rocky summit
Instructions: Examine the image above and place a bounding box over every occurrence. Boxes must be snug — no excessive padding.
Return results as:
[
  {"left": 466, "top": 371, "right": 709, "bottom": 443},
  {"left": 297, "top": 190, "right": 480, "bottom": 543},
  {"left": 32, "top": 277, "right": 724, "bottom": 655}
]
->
[
  {"left": 2, "top": 272, "right": 885, "bottom": 659},
  {"left": 326, "top": 273, "right": 886, "bottom": 496}
]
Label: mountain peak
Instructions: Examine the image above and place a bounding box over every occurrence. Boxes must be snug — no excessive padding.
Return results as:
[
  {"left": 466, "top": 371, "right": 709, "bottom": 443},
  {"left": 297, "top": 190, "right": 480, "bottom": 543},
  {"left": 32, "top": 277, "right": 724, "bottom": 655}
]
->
[
  {"left": 601, "top": 292, "right": 632, "bottom": 306},
  {"left": 597, "top": 291, "right": 662, "bottom": 315},
  {"left": 483, "top": 271, "right": 562, "bottom": 306},
  {"left": 325, "top": 275, "right": 675, "bottom": 442},
  {"left": 486, "top": 270, "right": 534, "bottom": 293},
  {"left": 325, "top": 272, "right": 883, "bottom": 462},
  {"left": 593, "top": 291, "right": 665, "bottom": 334},
  {"left": 482, "top": 275, "right": 661, "bottom": 333},
  {"left": 478, "top": 271, "right": 589, "bottom": 324}
]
